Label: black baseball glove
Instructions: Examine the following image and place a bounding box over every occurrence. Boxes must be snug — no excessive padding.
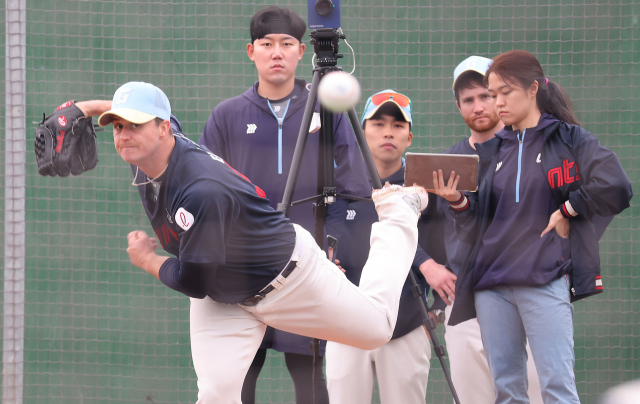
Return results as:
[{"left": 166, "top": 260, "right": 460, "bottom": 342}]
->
[{"left": 34, "top": 100, "right": 99, "bottom": 177}]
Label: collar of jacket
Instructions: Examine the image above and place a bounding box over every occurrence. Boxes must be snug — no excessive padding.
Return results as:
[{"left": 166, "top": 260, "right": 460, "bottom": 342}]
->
[
  {"left": 367, "top": 164, "right": 405, "bottom": 188},
  {"left": 242, "top": 78, "right": 310, "bottom": 117}
]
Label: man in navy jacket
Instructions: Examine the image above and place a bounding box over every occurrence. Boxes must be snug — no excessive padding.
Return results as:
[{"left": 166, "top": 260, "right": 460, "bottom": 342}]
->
[
  {"left": 325, "top": 90, "right": 434, "bottom": 404},
  {"left": 198, "top": 7, "right": 370, "bottom": 404}
]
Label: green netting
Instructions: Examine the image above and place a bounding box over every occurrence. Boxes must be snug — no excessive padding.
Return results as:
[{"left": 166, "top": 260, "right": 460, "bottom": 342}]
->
[{"left": 1, "top": 0, "right": 637, "bottom": 403}]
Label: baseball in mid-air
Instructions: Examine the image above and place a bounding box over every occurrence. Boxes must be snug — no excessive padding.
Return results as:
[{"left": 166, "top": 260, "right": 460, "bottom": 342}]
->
[{"left": 318, "top": 71, "right": 361, "bottom": 112}]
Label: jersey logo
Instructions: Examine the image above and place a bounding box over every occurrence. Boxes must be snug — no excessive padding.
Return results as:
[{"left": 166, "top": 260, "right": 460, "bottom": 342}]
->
[
  {"left": 346, "top": 210, "right": 356, "bottom": 220},
  {"left": 536, "top": 153, "right": 542, "bottom": 163},
  {"left": 175, "top": 207, "right": 195, "bottom": 231},
  {"left": 547, "top": 159, "right": 581, "bottom": 189},
  {"left": 208, "top": 152, "right": 224, "bottom": 164},
  {"left": 273, "top": 105, "right": 281, "bottom": 112},
  {"left": 154, "top": 224, "right": 179, "bottom": 248},
  {"left": 247, "top": 124, "right": 257, "bottom": 134},
  {"left": 495, "top": 161, "right": 502, "bottom": 172}
]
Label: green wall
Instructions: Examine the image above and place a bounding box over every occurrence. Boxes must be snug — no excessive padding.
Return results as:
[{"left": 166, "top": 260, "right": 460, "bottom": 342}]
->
[{"left": 3, "top": 0, "right": 637, "bottom": 402}]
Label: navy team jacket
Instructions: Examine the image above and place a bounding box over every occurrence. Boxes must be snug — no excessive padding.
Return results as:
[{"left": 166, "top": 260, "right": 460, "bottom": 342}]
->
[
  {"left": 338, "top": 165, "right": 431, "bottom": 340},
  {"left": 448, "top": 114, "right": 633, "bottom": 326},
  {"left": 199, "top": 79, "right": 371, "bottom": 240},
  {"left": 418, "top": 134, "right": 615, "bottom": 313}
]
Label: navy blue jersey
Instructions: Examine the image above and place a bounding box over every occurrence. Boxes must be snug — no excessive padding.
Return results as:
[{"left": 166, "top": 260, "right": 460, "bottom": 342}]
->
[{"left": 134, "top": 133, "right": 296, "bottom": 304}]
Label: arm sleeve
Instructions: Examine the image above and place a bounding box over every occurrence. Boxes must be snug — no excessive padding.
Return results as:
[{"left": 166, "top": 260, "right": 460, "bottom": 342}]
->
[
  {"left": 199, "top": 108, "right": 227, "bottom": 159},
  {"left": 159, "top": 258, "right": 215, "bottom": 299},
  {"left": 448, "top": 192, "right": 481, "bottom": 244},
  {"left": 324, "top": 112, "right": 372, "bottom": 242},
  {"left": 413, "top": 244, "right": 431, "bottom": 269},
  {"left": 333, "top": 112, "right": 372, "bottom": 198},
  {"left": 567, "top": 128, "right": 633, "bottom": 219}
]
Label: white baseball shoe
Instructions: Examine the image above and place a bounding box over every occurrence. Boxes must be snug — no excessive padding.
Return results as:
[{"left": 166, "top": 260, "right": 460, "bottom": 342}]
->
[{"left": 371, "top": 183, "right": 429, "bottom": 215}]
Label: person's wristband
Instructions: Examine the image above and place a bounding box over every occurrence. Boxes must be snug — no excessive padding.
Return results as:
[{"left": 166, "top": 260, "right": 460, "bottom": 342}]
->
[
  {"left": 560, "top": 201, "right": 578, "bottom": 219},
  {"left": 449, "top": 193, "right": 468, "bottom": 211}
]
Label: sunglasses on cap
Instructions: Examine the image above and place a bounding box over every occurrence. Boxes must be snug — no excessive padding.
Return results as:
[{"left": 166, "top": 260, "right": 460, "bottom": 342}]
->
[
  {"left": 361, "top": 89, "right": 413, "bottom": 126},
  {"left": 370, "top": 92, "right": 411, "bottom": 107}
]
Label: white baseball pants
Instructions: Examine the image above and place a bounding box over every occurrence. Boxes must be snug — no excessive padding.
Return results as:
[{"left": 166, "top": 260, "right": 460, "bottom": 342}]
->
[
  {"left": 325, "top": 325, "right": 432, "bottom": 404},
  {"left": 190, "top": 200, "right": 419, "bottom": 403},
  {"left": 444, "top": 303, "right": 543, "bottom": 404}
]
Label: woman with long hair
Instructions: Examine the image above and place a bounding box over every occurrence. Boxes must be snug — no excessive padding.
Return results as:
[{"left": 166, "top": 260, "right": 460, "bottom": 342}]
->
[{"left": 433, "top": 50, "right": 633, "bottom": 403}]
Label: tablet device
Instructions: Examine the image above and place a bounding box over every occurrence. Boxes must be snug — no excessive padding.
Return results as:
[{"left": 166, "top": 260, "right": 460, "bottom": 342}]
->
[{"left": 404, "top": 153, "right": 479, "bottom": 192}]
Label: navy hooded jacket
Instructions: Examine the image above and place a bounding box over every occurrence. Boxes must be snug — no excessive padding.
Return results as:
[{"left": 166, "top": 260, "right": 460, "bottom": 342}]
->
[
  {"left": 418, "top": 132, "right": 614, "bottom": 312},
  {"left": 448, "top": 114, "right": 633, "bottom": 326},
  {"left": 199, "top": 79, "right": 371, "bottom": 240}
]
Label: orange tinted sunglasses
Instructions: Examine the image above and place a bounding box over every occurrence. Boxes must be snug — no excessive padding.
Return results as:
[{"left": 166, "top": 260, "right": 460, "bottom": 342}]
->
[{"left": 371, "top": 92, "right": 411, "bottom": 107}]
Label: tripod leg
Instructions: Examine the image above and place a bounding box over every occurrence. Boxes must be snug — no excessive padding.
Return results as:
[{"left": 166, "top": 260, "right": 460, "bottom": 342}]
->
[
  {"left": 277, "top": 69, "right": 322, "bottom": 215},
  {"left": 347, "top": 107, "right": 382, "bottom": 190}
]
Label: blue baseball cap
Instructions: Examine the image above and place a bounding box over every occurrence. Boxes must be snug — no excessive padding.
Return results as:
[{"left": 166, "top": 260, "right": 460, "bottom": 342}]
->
[
  {"left": 98, "top": 81, "right": 171, "bottom": 127},
  {"left": 452, "top": 56, "right": 493, "bottom": 93},
  {"left": 361, "top": 90, "right": 412, "bottom": 126}
]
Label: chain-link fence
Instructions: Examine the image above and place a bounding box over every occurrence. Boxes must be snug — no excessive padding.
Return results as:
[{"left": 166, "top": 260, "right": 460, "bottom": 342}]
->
[{"left": 0, "top": 0, "right": 637, "bottom": 403}]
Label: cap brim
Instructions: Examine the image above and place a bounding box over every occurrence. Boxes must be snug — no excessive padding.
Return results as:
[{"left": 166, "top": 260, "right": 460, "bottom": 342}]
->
[
  {"left": 362, "top": 100, "right": 412, "bottom": 124},
  {"left": 452, "top": 68, "right": 487, "bottom": 89},
  {"left": 98, "top": 108, "right": 157, "bottom": 127}
]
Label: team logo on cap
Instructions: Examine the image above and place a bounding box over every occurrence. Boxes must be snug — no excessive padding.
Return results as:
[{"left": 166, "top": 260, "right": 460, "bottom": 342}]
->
[
  {"left": 58, "top": 116, "right": 67, "bottom": 127},
  {"left": 114, "top": 88, "right": 132, "bottom": 105},
  {"left": 175, "top": 207, "right": 194, "bottom": 231}
]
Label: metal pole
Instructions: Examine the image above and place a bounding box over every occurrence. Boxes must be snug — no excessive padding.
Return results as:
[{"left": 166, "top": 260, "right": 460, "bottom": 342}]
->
[
  {"left": 276, "top": 69, "right": 321, "bottom": 215},
  {"left": 3, "top": 1, "right": 27, "bottom": 403}
]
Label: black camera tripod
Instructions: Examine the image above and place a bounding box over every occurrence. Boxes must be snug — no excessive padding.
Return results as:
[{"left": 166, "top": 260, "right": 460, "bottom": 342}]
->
[{"left": 276, "top": 28, "right": 460, "bottom": 404}]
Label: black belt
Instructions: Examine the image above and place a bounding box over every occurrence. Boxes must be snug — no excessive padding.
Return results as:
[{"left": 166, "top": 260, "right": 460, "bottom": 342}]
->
[{"left": 240, "top": 260, "right": 297, "bottom": 306}]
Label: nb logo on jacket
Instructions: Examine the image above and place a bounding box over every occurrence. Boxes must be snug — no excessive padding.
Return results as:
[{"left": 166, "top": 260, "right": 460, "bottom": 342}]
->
[{"left": 247, "top": 124, "right": 257, "bottom": 134}]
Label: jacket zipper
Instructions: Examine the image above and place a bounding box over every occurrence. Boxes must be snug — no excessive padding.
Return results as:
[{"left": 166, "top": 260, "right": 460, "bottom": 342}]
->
[
  {"left": 516, "top": 128, "right": 526, "bottom": 203},
  {"left": 267, "top": 99, "right": 291, "bottom": 174}
]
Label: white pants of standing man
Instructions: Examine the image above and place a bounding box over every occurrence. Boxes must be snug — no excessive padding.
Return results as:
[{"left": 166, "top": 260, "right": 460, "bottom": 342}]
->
[
  {"left": 326, "top": 325, "right": 432, "bottom": 404},
  {"left": 189, "top": 187, "right": 426, "bottom": 404},
  {"left": 444, "top": 304, "right": 543, "bottom": 404}
]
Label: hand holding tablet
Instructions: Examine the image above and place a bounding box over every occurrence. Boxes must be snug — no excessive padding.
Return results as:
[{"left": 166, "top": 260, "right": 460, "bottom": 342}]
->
[{"left": 404, "top": 153, "right": 479, "bottom": 193}]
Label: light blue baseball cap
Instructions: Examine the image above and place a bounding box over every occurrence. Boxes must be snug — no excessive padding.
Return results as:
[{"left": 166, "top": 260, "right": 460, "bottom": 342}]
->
[
  {"left": 98, "top": 81, "right": 171, "bottom": 127},
  {"left": 452, "top": 56, "right": 493, "bottom": 93}
]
